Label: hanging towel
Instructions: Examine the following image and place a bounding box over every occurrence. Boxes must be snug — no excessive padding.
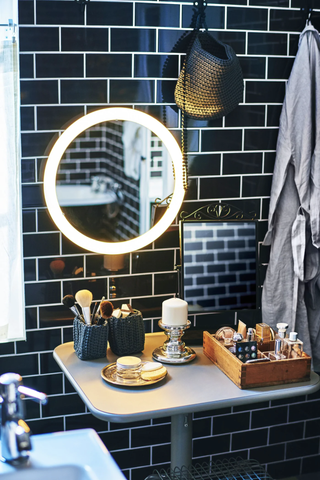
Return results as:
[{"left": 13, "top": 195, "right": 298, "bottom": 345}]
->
[
  {"left": 262, "top": 23, "right": 320, "bottom": 367},
  {"left": 122, "top": 121, "right": 147, "bottom": 181}
]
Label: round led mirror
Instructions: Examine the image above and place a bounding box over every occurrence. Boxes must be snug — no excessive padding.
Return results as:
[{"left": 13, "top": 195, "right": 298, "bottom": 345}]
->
[{"left": 43, "top": 107, "right": 185, "bottom": 255}]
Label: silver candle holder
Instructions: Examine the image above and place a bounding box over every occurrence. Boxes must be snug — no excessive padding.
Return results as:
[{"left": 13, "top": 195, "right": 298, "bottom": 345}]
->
[{"left": 152, "top": 320, "right": 196, "bottom": 364}]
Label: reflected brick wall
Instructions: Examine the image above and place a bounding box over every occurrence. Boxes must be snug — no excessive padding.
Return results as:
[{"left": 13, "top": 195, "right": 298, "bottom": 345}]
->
[{"left": 182, "top": 222, "right": 257, "bottom": 311}]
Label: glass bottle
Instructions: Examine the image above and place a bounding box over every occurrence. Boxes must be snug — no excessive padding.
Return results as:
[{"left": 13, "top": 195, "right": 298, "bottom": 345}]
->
[
  {"left": 283, "top": 332, "right": 303, "bottom": 358},
  {"left": 267, "top": 338, "right": 286, "bottom": 360}
]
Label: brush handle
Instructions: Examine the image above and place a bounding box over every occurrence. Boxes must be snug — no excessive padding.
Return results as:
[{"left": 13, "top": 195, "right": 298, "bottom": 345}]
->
[
  {"left": 91, "top": 302, "right": 98, "bottom": 318},
  {"left": 96, "top": 296, "right": 105, "bottom": 315},
  {"left": 70, "top": 306, "right": 79, "bottom": 317},
  {"left": 82, "top": 307, "right": 91, "bottom": 325}
]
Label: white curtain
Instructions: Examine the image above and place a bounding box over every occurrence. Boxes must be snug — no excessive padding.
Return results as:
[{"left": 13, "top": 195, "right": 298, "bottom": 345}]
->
[{"left": 0, "top": 38, "right": 25, "bottom": 342}]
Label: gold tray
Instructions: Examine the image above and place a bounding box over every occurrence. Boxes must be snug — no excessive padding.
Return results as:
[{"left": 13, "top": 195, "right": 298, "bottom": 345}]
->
[{"left": 101, "top": 362, "right": 167, "bottom": 387}]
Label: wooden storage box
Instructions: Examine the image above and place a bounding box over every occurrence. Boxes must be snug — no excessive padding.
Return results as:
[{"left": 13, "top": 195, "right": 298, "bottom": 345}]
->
[{"left": 203, "top": 331, "right": 311, "bottom": 389}]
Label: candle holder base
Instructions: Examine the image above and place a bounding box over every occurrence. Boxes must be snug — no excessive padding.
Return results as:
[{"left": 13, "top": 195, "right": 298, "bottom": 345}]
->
[{"left": 152, "top": 320, "right": 196, "bottom": 364}]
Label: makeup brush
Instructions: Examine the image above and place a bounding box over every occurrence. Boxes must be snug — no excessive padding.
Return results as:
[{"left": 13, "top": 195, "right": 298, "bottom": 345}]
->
[
  {"left": 75, "top": 289, "right": 93, "bottom": 325},
  {"left": 92, "top": 296, "right": 104, "bottom": 319},
  {"left": 91, "top": 295, "right": 105, "bottom": 324},
  {"left": 98, "top": 300, "right": 114, "bottom": 325},
  {"left": 50, "top": 259, "right": 66, "bottom": 278},
  {"left": 96, "top": 296, "right": 105, "bottom": 316},
  {"left": 62, "top": 294, "right": 81, "bottom": 317}
]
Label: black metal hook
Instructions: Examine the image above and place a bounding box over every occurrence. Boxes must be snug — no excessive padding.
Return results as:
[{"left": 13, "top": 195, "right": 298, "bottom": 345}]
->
[
  {"left": 192, "top": 0, "right": 208, "bottom": 30},
  {"left": 75, "top": 0, "right": 90, "bottom": 15},
  {"left": 301, "top": 6, "right": 313, "bottom": 24}
]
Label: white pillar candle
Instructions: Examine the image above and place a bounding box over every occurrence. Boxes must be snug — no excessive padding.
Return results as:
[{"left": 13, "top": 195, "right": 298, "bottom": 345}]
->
[{"left": 162, "top": 298, "right": 188, "bottom": 326}]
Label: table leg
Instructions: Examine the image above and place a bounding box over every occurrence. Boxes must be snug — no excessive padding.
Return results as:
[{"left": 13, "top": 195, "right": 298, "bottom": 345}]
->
[{"left": 170, "top": 413, "right": 192, "bottom": 470}]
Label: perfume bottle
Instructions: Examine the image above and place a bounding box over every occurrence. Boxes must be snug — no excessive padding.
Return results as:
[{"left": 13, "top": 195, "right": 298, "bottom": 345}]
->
[
  {"left": 283, "top": 332, "right": 303, "bottom": 358},
  {"left": 267, "top": 338, "right": 286, "bottom": 360},
  {"left": 255, "top": 323, "right": 271, "bottom": 344},
  {"left": 274, "top": 322, "right": 289, "bottom": 354},
  {"left": 276, "top": 322, "right": 289, "bottom": 339},
  {"left": 246, "top": 327, "right": 255, "bottom": 341}
]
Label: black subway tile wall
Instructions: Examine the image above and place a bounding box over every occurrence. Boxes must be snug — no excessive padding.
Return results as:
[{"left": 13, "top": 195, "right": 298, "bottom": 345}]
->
[{"left": 14, "top": 0, "right": 320, "bottom": 479}]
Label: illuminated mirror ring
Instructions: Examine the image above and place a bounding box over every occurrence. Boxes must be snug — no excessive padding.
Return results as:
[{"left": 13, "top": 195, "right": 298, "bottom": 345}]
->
[{"left": 43, "top": 107, "right": 185, "bottom": 255}]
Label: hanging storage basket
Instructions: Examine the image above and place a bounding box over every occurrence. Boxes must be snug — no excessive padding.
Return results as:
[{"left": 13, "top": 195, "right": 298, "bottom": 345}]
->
[{"left": 174, "top": 31, "right": 243, "bottom": 120}]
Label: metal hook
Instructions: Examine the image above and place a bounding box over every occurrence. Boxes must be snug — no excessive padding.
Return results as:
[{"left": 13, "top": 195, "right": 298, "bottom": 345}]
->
[
  {"left": 193, "top": 0, "right": 207, "bottom": 30},
  {"left": 301, "top": 6, "right": 313, "bottom": 25},
  {"left": 75, "top": 0, "right": 90, "bottom": 15}
]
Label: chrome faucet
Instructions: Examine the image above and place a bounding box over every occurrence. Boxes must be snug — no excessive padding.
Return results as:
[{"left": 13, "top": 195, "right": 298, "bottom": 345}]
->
[
  {"left": 91, "top": 175, "right": 112, "bottom": 193},
  {"left": 0, "top": 373, "right": 47, "bottom": 464}
]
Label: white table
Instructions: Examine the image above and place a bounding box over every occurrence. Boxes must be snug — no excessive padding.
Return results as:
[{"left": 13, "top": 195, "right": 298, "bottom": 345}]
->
[{"left": 53, "top": 333, "right": 320, "bottom": 470}]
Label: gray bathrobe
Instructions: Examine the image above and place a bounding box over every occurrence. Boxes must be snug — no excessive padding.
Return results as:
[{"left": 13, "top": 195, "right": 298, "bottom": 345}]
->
[{"left": 262, "top": 23, "right": 320, "bottom": 369}]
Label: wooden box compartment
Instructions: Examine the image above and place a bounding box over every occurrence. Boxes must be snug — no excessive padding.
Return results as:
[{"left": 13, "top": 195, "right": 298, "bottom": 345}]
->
[{"left": 203, "top": 331, "right": 311, "bottom": 389}]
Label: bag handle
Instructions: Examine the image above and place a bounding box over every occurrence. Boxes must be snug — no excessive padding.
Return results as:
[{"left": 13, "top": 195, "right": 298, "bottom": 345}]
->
[
  {"left": 193, "top": 0, "right": 208, "bottom": 31},
  {"left": 179, "top": 0, "right": 209, "bottom": 188}
]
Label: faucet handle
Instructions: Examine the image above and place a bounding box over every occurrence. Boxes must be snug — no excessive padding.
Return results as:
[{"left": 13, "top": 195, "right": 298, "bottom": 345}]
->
[
  {"left": 18, "top": 386, "right": 47, "bottom": 405},
  {"left": 0, "top": 373, "right": 47, "bottom": 405}
]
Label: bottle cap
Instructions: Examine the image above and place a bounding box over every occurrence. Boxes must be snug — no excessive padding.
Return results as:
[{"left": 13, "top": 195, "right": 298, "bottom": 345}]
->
[
  {"left": 277, "top": 323, "right": 288, "bottom": 330},
  {"left": 289, "top": 332, "right": 298, "bottom": 342}
]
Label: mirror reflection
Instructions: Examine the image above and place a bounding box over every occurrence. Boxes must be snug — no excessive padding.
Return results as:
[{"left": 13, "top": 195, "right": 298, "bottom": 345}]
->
[
  {"left": 180, "top": 221, "right": 258, "bottom": 313},
  {"left": 56, "top": 120, "right": 174, "bottom": 242}
]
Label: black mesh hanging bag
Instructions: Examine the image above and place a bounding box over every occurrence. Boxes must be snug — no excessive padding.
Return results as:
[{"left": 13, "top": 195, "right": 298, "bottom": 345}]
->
[
  {"left": 174, "top": 30, "right": 244, "bottom": 120},
  {"left": 173, "top": 2, "right": 243, "bottom": 121}
]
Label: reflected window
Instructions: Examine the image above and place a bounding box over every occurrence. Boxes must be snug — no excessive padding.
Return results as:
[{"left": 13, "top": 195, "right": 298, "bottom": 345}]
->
[{"left": 0, "top": 2, "right": 25, "bottom": 342}]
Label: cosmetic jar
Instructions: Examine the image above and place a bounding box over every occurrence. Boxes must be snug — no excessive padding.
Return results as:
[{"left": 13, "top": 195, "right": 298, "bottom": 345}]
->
[
  {"left": 116, "top": 356, "right": 142, "bottom": 380},
  {"left": 215, "top": 327, "right": 235, "bottom": 346}
]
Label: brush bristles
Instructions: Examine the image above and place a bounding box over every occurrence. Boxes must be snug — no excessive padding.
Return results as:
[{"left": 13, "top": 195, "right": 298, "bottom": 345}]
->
[
  {"left": 75, "top": 289, "right": 93, "bottom": 308},
  {"left": 100, "top": 301, "right": 114, "bottom": 319},
  {"left": 63, "top": 295, "right": 76, "bottom": 308}
]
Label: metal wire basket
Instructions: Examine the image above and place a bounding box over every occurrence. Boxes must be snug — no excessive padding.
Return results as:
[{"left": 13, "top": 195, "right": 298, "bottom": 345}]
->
[{"left": 147, "top": 458, "right": 275, "bottom": 480}]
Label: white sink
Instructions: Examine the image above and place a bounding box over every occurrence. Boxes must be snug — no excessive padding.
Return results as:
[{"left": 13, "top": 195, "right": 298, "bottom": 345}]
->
[
  {"left": 0, "top": 465, "right": 90, "bottom": 480},
  {"left": 56, "top": 184, "right": 117, "bottom": 207},
  {"left": 0, "top": 429, "right": 125, "bottom": 480}
]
